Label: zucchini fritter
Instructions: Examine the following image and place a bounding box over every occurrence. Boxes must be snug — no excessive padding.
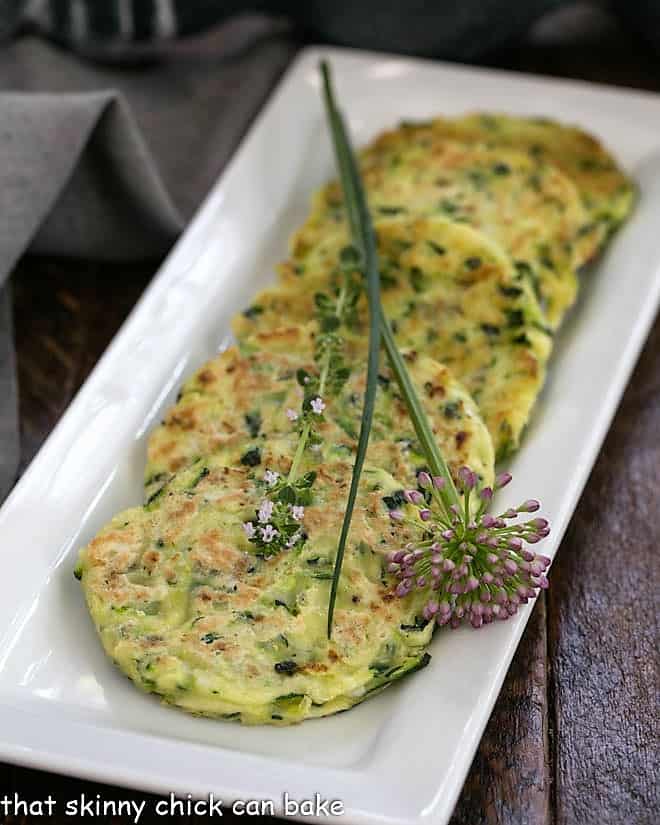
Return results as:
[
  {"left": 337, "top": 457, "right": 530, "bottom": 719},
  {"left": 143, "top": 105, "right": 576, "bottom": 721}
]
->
[
  {"left": 294, "top": 137, "right": 588, "bottom": 327},
  {"left": 78, "top": 455, "right": 434, "bottom": 724},
  {"left": 235, "top": 218, "right": 551, "bottom": 459},
  {"left": 146, "top": 324, "right": 494, "bottom": 498},
  {"left": 422, "top": 113, "right": 635, "bottom": 260}
]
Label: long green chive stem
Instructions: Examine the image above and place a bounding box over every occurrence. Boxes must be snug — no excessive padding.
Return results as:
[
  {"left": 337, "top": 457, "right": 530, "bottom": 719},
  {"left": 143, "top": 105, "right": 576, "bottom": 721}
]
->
[
  {"left": 320, "top": 60, "right": 460, "bottom": 514},
  {"left": 378, "top": 313, "right": 460, "bottom": 515},
  {"left": 322, "top": 62, "right": 382, "bottom": 638}
]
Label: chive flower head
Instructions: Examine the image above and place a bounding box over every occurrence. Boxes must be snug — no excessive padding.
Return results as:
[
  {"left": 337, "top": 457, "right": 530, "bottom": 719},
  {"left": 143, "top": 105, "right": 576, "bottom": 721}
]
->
[{"left": 387, "top": 467, "right": 551, "bottom": 629}]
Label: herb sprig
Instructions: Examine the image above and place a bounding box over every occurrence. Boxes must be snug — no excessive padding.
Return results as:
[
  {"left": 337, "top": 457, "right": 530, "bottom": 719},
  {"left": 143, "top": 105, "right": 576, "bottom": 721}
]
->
[
  {"left": 321, "top": 62, "right": 383, "bottom": 638},
  {"left": 320, "top": 61, "right": 460, "bottom": 518},
  {"left": 242, "top": 242, "right": 361, "bottom": 556},
  {"left": 320, "top": 61, "right": 551, "bottom": 633},
  {"left": 321, "top": 61, "right": 463, "bottom": 634}
]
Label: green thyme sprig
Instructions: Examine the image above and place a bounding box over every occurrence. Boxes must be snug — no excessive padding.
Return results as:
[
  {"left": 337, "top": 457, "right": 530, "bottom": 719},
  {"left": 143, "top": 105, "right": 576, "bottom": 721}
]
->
[
  {"left": 242, "top": 468, "right": 316, "bottom": 556},
  {"left": 287, "top": 254, "right": 361, "bottom": 481},
  {"left": 242, "top": 241, "right": 362, "bottom": 556}
]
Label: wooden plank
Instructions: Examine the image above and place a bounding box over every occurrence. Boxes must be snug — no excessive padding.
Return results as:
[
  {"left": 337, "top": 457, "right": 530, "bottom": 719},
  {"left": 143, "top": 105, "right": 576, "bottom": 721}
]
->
[
  {"left": 11, "top": 258, "right": 152, "bottom": 471},
  {"left": 450, "top": 595, "right": 551, "bottom": 825},
  {"left": 547, "top": 317, "right": 660, "bottom": 825}
]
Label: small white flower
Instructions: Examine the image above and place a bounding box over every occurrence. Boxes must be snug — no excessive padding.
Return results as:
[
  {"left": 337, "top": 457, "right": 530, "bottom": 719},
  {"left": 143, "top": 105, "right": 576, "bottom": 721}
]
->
[
  {"left": 286, "top": 408, "right": 299, "bottom": 422},
  {"left": 260, "top": 524, "right": 279, "bottom": 543},
  {"left": 291, "top": 505, "right": 305, "bottom": 522},
  {"left": 243, "top": 521, "right": 256, "bottom": 539},
  {"left": 264, "top": 469, "right": 279, "bottom": 486},
  {"left": 286, "top": 530, "right": 302, "bottom": 548},
  {"left": 311, "top": 396, "right": 326, "bottom": 415},
  {"left": 258, "top": 499, "right": 274, "bottom": 524}
]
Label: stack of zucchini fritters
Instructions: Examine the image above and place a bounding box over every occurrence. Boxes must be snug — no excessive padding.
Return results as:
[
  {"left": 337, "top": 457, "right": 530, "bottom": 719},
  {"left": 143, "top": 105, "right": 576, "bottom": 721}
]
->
[{"left": 77, "top": 114, "right": 634, "bottom": 724}]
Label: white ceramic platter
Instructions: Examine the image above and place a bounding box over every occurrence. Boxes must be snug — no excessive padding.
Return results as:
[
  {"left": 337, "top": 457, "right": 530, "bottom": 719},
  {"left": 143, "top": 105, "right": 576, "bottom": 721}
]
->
[{"left": 1, "top": 46, "right": 659, "bottom": 825}]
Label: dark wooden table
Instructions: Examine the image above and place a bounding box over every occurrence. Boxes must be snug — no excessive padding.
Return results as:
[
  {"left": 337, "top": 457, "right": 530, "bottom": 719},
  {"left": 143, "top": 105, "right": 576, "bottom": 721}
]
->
[{"left": 2, "top": 27, "right": 659, "bottom": 825}]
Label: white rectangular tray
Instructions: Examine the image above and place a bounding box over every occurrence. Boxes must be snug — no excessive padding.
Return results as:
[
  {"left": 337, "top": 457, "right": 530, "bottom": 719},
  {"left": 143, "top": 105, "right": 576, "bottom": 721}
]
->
[{"left": 1, "top": 46, "right": 659, "bottom": 825}]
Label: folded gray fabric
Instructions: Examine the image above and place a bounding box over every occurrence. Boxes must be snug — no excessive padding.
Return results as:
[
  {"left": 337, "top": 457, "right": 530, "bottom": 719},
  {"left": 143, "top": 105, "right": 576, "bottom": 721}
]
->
[
  {"left": 0, "top": 89, "right": 184, "bottom": 499},
  {"left": 0, "top": 91, "right": 183, "bottom": 274},
  {"left": 0, "top": 19, "right": 296, "bottom": 499}
]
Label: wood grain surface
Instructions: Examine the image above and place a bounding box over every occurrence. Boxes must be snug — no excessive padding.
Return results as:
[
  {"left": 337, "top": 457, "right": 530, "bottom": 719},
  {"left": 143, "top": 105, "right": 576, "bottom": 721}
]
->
[{"left": 2, "top": 23, "right": 659, "bottom": 825}]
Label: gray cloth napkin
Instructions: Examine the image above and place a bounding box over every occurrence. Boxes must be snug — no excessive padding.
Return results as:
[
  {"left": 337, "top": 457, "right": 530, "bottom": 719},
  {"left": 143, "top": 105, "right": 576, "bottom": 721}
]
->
[{"left": 0, "top": 16, "right": 296, "bottom": 500}]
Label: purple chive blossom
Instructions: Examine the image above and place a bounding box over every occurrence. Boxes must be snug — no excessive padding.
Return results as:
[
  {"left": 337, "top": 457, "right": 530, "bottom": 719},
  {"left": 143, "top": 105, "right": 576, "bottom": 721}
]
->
[
  {"left": 243, "top": 521, "right": 256, "bottom": 539},
  {"left": 290, "top": 505, "right": 305, "bottom": 522},
  {"left": 496, "top": 472, "right": 512, "bottom": 489},
  {"left": 286, "top": 408, "right": 299, "bottom": 422},
  {"left": 388, "top": 467, "right": 551, "bottom": 631},
  {"left": 264, "top": 469, "right": 279, "bottom": 486},
  {"left": 480, "top": 486, "right": 493, "bottom": 503},
  {"left": 310, "top": 396, "right": 326, "bottom": 415},
  {"left": 519, "top": 499, "right": 540, "bottom": 512},
  {"left": 260, "top": 524, "right": 278, "bottom": 543},
  {"left": 417, "top": 471, "right": 432, "bottom": 489},
  {"left": 457, "top": 466, "right": 478, "bottom": 490},
  {"left": 258, "top": 499, "right": 274, "bottom": 524},
  {"left": 404, "top": 489, "right": 424, "bottom": 505}
]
